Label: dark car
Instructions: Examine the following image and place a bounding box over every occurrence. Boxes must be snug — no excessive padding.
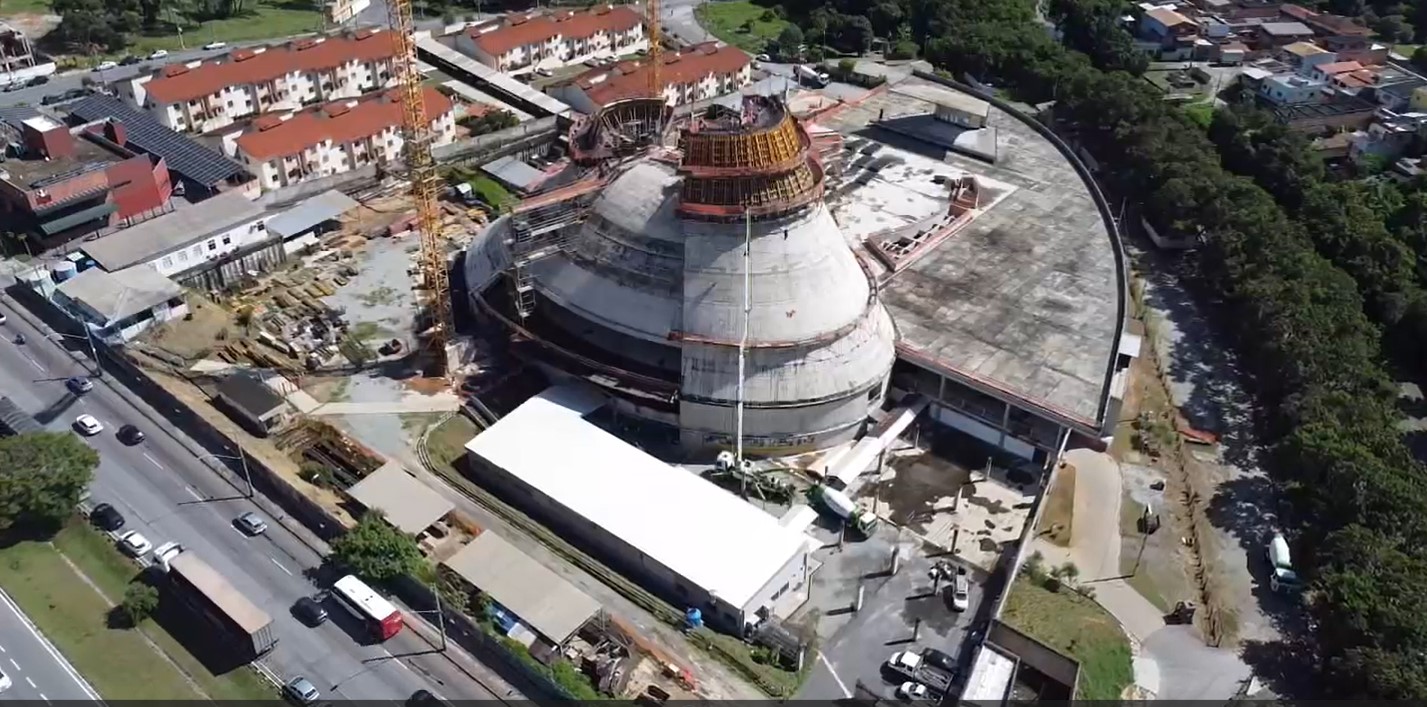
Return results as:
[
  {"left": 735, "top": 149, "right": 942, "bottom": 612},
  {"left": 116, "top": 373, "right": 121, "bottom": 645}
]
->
[
  {"left": 90, "top": 503, "right": 125, "bottom": 531},
  {"left": 407, "top": 690, "right": 449, "bottom": 707},
  {"left": 25, "top": 75, "right": 48, "bottom": 87},
  {"left": 117, "top": 424, "right": 145, "bottom": 445},
  {"left": 920, "top": 647, "right": 957, "bottom": 675},
  {"left": 293, "top": 596, "right": 328, "bottom": 626},
  {"left": 66, "top": 376, "right": 94, "bottom": 395},
  {"left": 118, "top": 55, "right": 143, "bottom": 66}
]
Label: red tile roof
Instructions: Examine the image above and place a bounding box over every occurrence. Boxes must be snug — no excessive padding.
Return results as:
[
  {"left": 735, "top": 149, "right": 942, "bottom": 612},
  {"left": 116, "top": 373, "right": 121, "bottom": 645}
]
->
[
  {"left": 1280, "top": 3, "right": 1372, "bottom": 36},
  {"left": 1315, "top": 60, "right": 1363, "bottom": 75},
  {"left": 144, "top": 29, "right": 400, "bottom": 105},
  {"left": 235, "top": 86, "right": 452, "bottom": 161},
  {"left": 573, "top": 42, "right": 749, "bottom": 107},
  {"left": 469, "top": 5, "right": 642, "bottom": 57}
]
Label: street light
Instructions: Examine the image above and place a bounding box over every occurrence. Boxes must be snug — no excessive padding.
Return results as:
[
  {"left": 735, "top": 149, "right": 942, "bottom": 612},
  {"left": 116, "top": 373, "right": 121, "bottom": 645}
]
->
[{"left": 198, "top": 449, "right": 253, "bottom": 498}]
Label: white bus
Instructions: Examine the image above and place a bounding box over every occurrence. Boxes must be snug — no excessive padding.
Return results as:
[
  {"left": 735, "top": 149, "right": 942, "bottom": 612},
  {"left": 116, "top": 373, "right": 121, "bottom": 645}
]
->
[{"left": 331, "top": 575, "right": 403, "bottom": 641}]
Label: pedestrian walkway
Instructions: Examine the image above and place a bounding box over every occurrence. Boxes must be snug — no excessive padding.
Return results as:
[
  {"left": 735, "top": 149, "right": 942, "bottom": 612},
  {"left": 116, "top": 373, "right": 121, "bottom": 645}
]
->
[{"left": 1036, "top": 447, "right": 1251, "bottom": 699}]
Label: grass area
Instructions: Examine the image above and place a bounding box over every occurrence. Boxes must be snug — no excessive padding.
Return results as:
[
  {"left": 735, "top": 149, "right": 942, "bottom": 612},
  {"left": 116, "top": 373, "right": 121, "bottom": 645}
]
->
[
  {"left": 1117, "top": 496, "right": 1170, "bottom": 612},
  {"left": 426, "top": 414, "right": 481, "bottom": 469},
  {"left": 0, "top": 0, "right": 53, "bottom": 15},
  {"left": 1038, "top": 463, "right": 1076, "bottom": 547},
  {"left": 695, "top": 0, "right": 789, "bottom": 53},
  {"left": 1394, "top": 43, "right": 1420, "bottom": 57},
  {"left": 0, "top": 526, "right": 204, "bottom": 698},
  {"left": 52, "top": 524, "right": 274, "bottom": 700},
  {"left": 1002, "top": 576, "right": 1134, "bottom": 701},
  {"left": 121, "top": 0, "right": 322, "bottom": 56},
  {"left": 1183, "top": 100, "right": 1215, "bottom": 130}
]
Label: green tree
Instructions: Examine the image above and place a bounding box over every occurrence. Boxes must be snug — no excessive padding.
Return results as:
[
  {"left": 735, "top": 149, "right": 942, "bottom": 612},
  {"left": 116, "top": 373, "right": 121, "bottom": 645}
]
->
[
  {"left": 119, "top": 582, "right": 160, "bottom": 627},
  {"left": 330, "top": 511, "right": 426, "bottom": 584},
  {"left": 1413, "top": 45, "right": 1427, "bottom": 73},
  {"left": 0, "top": 432, "right": 99, "bottom": 534},
  {"left": 774, "top": 25, "right": 804, "bottom": 60}
]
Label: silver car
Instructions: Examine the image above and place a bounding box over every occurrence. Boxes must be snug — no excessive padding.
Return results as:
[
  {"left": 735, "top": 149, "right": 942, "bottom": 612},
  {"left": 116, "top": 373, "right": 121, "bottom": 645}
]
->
[
  {"left": 234, "top": 511, "right": 268, "bottom": 536},
  {"left": 284, "top": 676, "right": 319, "bottom": 704}
]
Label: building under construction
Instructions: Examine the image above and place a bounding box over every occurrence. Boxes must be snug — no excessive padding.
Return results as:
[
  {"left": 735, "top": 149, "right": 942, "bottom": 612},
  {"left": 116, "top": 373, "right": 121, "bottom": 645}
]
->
[{"left": 464, "top": 95, "right": 896, "bottom": 455}]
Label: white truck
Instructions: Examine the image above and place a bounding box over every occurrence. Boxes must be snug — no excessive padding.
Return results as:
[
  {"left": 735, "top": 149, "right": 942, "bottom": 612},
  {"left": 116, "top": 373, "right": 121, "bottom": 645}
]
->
[
  {"left": 811, "top": 485, "right": 879, "bottom": 535},
  {"left": 884, "top": 650, "right": 953, "bottom": 695},
  {"left": 795, "top": 64, "right": 830, "bottom": 87},
  {"left": 1267, "top": 533, "right": 1301, "bottom": 593}
]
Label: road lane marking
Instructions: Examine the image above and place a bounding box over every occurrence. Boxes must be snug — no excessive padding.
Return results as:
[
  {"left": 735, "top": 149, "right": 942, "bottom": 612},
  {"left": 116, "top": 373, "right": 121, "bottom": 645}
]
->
[
  {"left": 817, "top": 652, "right": 852, "bottom": 698},
  {"left": 9, "top": 658, "right": 18, "bottom": 671},
  {"left": 270, "top": 557, "right": 293, "bottom": 576},
  {"left": 39, "top": 694, "right": 48, "bottom": 703},
  {"left": 142, "top": 452, "right": 163, "bottom": 469},
  {"left": 381, "top": 649, "right": 413, "bottom": 672},
  {"left": 22, "top": 354, "right": 43, "bottom": 372},
  {"left": 0, "top": 642, "right": 6, "bottom": 652},
  {"left": 184, "top": 485, "right": 204, "bottom": 502},
  {"left": 25, "top": 676, "right": 35, "bottom": 688}
]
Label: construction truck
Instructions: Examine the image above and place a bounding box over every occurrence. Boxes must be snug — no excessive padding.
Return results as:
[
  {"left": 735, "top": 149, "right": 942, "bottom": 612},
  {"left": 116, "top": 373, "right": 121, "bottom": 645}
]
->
[
  {"left": 153, "top": 543, "right": 276, "bottom": 661},
  {"left": 795, "top": 64, "right": 830, "bottom": 87},
  {"left": 810, "top": 485, "right": 879, "bottom": 535}
]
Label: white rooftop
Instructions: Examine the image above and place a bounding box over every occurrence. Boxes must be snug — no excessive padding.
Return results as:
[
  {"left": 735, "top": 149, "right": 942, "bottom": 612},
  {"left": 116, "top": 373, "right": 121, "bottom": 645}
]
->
[{"left": 464, "top": 386, "right": 810, "bottom": 610}]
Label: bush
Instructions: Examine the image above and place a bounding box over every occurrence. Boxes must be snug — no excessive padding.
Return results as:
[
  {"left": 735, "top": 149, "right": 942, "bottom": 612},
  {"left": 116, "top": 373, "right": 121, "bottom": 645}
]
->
[
  {"left": 888, "top": 39, "right": 918, "bottom": 60},
  {"left": 119, "top": 583, "right": 159, "bottom": 627}
]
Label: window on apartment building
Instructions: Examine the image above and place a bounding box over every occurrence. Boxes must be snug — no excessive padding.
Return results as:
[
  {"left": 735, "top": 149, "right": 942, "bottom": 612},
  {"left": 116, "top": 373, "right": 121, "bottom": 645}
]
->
[
  {"left": 207, "top": 240, "right": 217, "bottom": 251},
  {"left": 178, "top": 251, "right": 189, "bottom": 263},
  {"left": 162, "top": 256, "right": 174, "bottom": 269},
  {"left": 222, "top": 235, "right": 232, "bottom": 245}
]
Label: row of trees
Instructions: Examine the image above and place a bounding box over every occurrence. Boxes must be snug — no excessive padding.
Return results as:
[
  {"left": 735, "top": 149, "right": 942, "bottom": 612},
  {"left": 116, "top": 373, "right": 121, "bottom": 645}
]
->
[
  {"left": 49, "top": 0, "right": 283, "bottom": 52},
  {"left": 837, "top": 0, "right": 1427, "bottom": 695}
]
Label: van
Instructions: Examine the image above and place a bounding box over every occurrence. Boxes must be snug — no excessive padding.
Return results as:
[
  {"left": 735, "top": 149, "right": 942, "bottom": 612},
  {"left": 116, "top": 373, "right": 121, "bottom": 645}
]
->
[{"left": 1266, "top": 533, "right": 1300, "bottom": 593}]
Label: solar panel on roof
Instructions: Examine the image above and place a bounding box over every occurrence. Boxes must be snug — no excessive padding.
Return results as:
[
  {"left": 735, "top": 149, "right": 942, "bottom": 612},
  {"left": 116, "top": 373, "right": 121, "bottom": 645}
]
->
[{"left": 68, "top": 95, "right": 250, "bottom": 186}]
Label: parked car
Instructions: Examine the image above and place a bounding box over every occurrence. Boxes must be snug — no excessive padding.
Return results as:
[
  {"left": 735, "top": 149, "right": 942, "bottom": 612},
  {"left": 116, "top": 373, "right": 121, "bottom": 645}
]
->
[
  {"left": 408, "top": 689, "right": 449, "bottom": 707},
  {"left": 1267, "top": 532, "right": 1301, "bottom": 593},
  {"left": 94, "top": 60, "right": 117, "bottom": 71},
  {"left": 202, "top": 41, "right": 227, "bottom": 50},
  {"left": 90, "top": 503, "right": 125, "bottom": 531},
  {"left": 920, "top": 647, "right": 957, "bottom": 675},
  {"left": 67, "top": 376, "right": 94, "bottom": 395},
  {"left": 897, "top": 682, "right": 929, "bottom": 701},
  {"left": 147, "top": 49, "right": 169, "bottom": 60},
  {"left": 0, "top": 666, "right": 10, "bottom": 693},
  {"left": 293, "top": 596, "right": 328, "bottom": 626},
  {"left": 118, "top": 55, "right": 142, "bottom": 66},
  {"left": 25, "top": 75, "right": 48, "bottom": 87},
  {"left": 234, "top": 511, "right": 268, "bottom": 536},
  {"left": 117, "top": 530, "right": 153, "bottom": 557},
  {"left": 73, "top": 414, "right": 104, "bottom": 436},
  {"left": 950, "top": 568, "right": 970, "bottom": 612},
  {"left": 284, "top": 676, "right": 320, "bottom": 704},
  {"left": 118, "top": 424, "right": 146, "bottom": 445}
]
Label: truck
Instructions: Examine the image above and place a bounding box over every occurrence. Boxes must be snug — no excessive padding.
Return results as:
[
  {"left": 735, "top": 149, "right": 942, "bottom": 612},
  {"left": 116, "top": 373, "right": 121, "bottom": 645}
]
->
[
  {"left": 811, "top": 485, "right": 879, "bottom": 535},
  {"left": 795, "top": 64, "right": 830, "bottom": 87},
  {"left": 156, "top": 545, "right": 277, "bottom": 661},
  {"left": 884, "top": 650, "right": 954, "bottom": 695},
  {"left": 1266, "top": 533, "right": 1301, "bottom": 593}
]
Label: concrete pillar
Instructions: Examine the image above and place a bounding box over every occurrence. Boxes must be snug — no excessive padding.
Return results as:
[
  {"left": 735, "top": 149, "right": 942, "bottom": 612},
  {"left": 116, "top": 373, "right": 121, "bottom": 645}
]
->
[
  {"left": 890, "top": 547, "right": 900, "bottom": 575},
  {"left": 854, "top": 583, "right": 865, "bottom": 612}
]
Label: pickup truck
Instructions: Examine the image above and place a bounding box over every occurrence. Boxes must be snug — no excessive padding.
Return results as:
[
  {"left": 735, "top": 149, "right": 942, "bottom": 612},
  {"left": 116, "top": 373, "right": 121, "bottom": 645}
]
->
[{"left": 885, "top": 651, "right": 954, "bottom": 694}]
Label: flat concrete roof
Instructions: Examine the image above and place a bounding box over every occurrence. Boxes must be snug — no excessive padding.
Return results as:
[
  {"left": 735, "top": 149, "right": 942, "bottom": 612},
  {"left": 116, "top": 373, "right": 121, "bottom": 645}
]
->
[
  {"left": 464, "top": 385, "right": 810, "bottom": 611},
  {"left": 442, "top": 531, "right": 599, "bottom": 644},
  {"left": 820, "top": 76, "right": 1121, "bottom": 428},
  {"left": 56, "top": 264, "right": 183, "bottom": 322},
  {"left": 345, "top": 461, "right": 455, "bottom": 535}
]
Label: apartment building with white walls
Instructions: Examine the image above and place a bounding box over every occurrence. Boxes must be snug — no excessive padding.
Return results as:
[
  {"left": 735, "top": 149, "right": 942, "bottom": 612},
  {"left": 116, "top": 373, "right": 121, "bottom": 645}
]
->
[
  {"left": 454, "top": 5, "right": 646, "bottom": 76},
  {"left": 232, "top": 87, "right": 457, "bottom": 191},
  {"left": 119, "top": 29, "right": 400, "bottom": 135}
]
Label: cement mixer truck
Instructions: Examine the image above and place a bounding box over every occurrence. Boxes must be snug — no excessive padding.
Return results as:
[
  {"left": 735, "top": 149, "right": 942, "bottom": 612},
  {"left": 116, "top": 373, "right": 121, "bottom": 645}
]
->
[{"left": 810, "top": 485, "right": 879, "bottom": 535}]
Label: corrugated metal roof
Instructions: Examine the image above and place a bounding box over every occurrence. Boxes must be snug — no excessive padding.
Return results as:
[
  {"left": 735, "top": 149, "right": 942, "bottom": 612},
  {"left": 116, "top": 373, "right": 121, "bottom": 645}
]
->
[
  {"left": 80, "top": 191, "right": 265, "bottom": 271},
  {"left": 345, "top": 461, "right": 454, "bottom": 535},
  {"left": 415, "top": 37, "right": 573, "bottom": 119},
  {"left": 264, "top": 190, "right": 359, "bottom": 238},
  {"left": 480, "top": 155, "right": 546, "bottom": 192},
  {"left": 67, "top": 94, "right": 250, "bottom": 186},
  {"left": 56, "top": 264, "right": 183, "bottom": 322},
  {"left": 442, "top": 532, "right": 599, "bottom": 644}
]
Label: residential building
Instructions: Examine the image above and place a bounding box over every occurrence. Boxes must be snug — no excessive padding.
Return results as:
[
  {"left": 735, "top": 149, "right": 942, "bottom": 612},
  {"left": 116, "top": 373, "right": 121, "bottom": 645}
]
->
[
  {"left": 1322, "top": 35, "right": 1388, "bottom": 65},
  {"left": 1309, "top": 60, "right": 1363, "bottom": 83},
  {"left": 213, "top": 372, "right": 292, "bottom": 436},
  {"left": 1279, "top": 3, "right": 1373, "bottom": 38},
  {"left": 0, "top": 21, "right": 55, "bottom": 88},
  {"left": 66, "top": 95, "right": 252, "bottom": 199},
  {"left": 549, "top": 42, "right": 752, "bottom": 113},
  {"left": 52, "top": 264, "right": 187, "bottom": 343},
  {"left": 120, "top": 29, "right": 400, "bottom": 135},
  {"left": 1371, "top": 77, "right": 1427, "bottom": 112},
  {"left": 1279, "top": 40, "right": 1334, "bottom": 70},
  {"left": 1254, "top": 21, "right": 1316, "bottom": 48},
  {"left": 0, "top": 107, "right": 174, "bottom": 249},
  {"left": 1348, "top": 115, "right": 1423, "bottom": 165},
  {"left": 1259, "top": 73, "right": 1327, "bottom": 104},
  {"left": 454, "top": 5, "right": 646, "bottom": 76},
  {"left": 233, "top": 87, "right": 456, "bottom": 191},
  {"left": 1140, "top": 6, "right": 1201, "bottom": 46},
  {"left": 1272, "top": 96, "right": 1377, "bottom": 132}
]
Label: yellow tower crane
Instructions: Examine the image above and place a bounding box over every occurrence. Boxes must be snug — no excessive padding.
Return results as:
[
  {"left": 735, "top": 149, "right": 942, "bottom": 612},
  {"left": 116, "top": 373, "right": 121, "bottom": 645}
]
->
[
  {"left": 647, "top": 0, "right": 662, "bottom": 98},
  {"left": 387, "top": 0, "right": 454, "bottom": 380}
]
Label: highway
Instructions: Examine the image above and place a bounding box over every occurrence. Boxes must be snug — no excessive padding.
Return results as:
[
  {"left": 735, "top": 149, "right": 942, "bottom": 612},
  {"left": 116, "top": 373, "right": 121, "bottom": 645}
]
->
[
  {"left": 0, "top": 589, "right": 102, "bottom": 701},
  {"left": 0, "top": 298, "right": 501, "bottom": 702}
]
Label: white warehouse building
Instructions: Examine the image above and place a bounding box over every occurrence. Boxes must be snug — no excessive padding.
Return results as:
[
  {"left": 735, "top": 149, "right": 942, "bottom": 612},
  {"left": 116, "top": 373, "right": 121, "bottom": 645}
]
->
[{"left": 464, "top": 386, "right": 813, "bottom": 633}]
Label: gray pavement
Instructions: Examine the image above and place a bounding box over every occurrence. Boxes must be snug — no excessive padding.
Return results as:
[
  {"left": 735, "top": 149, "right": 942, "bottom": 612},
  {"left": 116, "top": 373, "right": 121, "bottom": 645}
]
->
[
  {"left": 0, "top": 589, "right": 102, "bottom": 701},
  {"left": 0, "top": 296, "right": 504, "bottom": 701},
  {"left": 663, "top": 0, "right": 712, "bottom": 46}
]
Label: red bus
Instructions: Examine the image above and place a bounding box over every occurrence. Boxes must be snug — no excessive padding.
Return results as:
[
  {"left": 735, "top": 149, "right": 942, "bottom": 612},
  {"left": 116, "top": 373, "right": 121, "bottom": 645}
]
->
[{"left": 331, "top": 575, "right": 403, "bottom": 640}]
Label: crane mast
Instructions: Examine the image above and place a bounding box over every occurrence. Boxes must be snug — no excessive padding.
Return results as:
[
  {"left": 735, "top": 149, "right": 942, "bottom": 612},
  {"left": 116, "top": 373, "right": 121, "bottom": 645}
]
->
[
  {"left": 388, "top": 0, "right": 454, "bottom": 379},
  {"left": 647, "top": 0, "right": 662, "bottom": 99}
]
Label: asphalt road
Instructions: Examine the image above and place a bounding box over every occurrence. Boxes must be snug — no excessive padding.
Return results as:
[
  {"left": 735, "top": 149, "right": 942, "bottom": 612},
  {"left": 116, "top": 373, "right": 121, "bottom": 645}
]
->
[
  {"left": 0, "top": 300, "right": 499, "bottom": 702},
  {"left": 662, "top": 0, "right": 712, "bottom": 46},
  {"left": 0, "top": 589, "right": 102, "bottom": 701}
]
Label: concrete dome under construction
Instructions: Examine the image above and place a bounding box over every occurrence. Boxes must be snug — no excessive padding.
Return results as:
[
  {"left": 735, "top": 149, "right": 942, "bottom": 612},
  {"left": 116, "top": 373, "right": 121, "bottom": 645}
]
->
[{"left": 464, "top": 95, "right": 896, "bottom": 455}]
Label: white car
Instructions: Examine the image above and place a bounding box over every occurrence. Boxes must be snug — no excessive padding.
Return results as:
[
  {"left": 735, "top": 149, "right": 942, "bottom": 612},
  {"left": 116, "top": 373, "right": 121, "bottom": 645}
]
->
[
  {"left": 0, "top": 665, "right": 10, "bottom": 693},
  {"left": 147, "top": 49, "right": 169, "bottom": 60},
  {"left": 897, "top": 682, "right": 929, "bottom": 701},
  {"left": 74, "top": 414, "right": 104, "bottom": 436},
  {"left": 152, "top": 541, "right": 183, "bottom": 571},
  {"left": 117, "top": 530, "right": 153, "bottom": 557},
  {"left": 202, "top": 41, "right": 227, "bottom": 50},
  {"left": 756, "top": 53, "right": 771, "bottom": 62},
  {"left": 535, "top": 67, "right": 553, "bottom": 77},
  {"left": 94, "top": 60, "right": 117, "bottom": 71},
  {"left": 951, "top": 569, "right": 970, "bottom": 612}
]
